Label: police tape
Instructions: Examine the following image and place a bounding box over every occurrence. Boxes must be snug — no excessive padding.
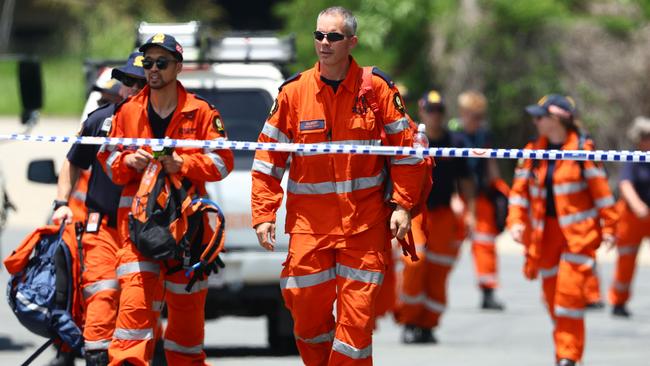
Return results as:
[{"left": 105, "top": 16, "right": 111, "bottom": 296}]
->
[{"left": 1, "top": 133, "right": 649, "bottom": 163}]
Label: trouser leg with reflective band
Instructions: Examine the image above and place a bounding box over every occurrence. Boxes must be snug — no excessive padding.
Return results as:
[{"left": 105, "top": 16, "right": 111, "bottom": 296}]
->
[
  {"left": 472, "top": 194, "right": 499, "bottom": 289},
  {"left": 373, "top": 248, "right": 396, "bottom": 320},
  {"left": 538, "top": 218, "right": 565, "bottom": 321},
  {"left": 281, "top": 224, "right": 388, "bottom": 366},
  {"left": 109, "top": 244, "right": 160, "bottom": 365},
  {"left": 162, "top": 270, "right": 208, "bottom": 365},
  {"left": 555, "top": 241, "right": 596, "bottom": 361},
  {"left": 609, "top": 204, "right": 647, "bottom": 306},
  {"left": 584, "top": 264, "right": 602, "bottom": 304},
  {"left": 396, "top": 207, "right": 461, "bottom": 328},
  {"left": 82, "top": 220, "right": 121, "bottom": 352}
]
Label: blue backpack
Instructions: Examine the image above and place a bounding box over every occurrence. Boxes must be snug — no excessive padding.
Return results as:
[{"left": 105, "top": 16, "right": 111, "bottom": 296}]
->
[{"left": 4, "top": 224, "right": 84, "bottom": 363}]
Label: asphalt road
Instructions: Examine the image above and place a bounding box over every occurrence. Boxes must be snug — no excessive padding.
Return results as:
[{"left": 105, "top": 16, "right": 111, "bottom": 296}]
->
[{"left": 0, "top": 117, "right": 649, "bottom": 365}]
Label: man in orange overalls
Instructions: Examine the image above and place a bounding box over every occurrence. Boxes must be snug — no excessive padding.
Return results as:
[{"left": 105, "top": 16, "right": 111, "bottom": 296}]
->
[
  {"left": 251, "top": 6, "right": 425, "bottom": 365},
  {"left": 394, "top": 90, "right": 475, "bottom": 344},
  {"left": 52, "top": 52, "right": 146, "bottom": 366},
  {"left": 453, "top": 90, "right": 507, "bottom": 310},
  {"left": 98, "top": 34, "right": 233, "bottom": 365}
]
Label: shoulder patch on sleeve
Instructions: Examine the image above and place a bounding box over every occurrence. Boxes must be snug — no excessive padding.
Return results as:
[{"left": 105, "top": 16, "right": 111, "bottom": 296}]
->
[
  {"left": 371, "top": 67, "right": 395, "bottom": 88},
  {"left": 278, "top": 72, "right": 302, "bottom": 91}
]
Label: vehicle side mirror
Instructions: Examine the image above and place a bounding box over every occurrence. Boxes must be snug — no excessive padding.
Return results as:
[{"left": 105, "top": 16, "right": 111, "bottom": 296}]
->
[
  {"left": 18, "top": 59, "right": 43, "bottom": 125},
  {"left": 27, "top": 159, "right": 57, "bottom": 184}
]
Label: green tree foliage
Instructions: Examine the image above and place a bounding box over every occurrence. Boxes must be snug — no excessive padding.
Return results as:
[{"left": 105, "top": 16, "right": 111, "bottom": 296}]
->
[{"left": 35, "top": 0, "right": 222, "bottom": 58}]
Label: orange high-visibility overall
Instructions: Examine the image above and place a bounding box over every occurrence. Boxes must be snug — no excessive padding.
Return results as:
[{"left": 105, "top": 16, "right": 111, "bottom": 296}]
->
[
  {"left": 98, "top": 82, "right": 233, "bottom": 366},
  {"left": 251, "top": 59, "right": 425, "bottom": 365},
  {"left": 507, "top": 132, "right": 617, "bottom": 362}
]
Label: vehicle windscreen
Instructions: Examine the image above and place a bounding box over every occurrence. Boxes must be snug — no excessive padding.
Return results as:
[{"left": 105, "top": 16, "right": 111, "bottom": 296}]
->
[{"left": 189, "top": 89, "right": 272, "bottom": 170}]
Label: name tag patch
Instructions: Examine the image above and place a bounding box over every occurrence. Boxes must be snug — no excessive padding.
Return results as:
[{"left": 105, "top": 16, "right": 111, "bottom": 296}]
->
[
  {"left": 86, "top": 212, "right": 101, "bottom": 233},
  {"left": 299, "top": 119, "right": 325, "bottom": 132}
]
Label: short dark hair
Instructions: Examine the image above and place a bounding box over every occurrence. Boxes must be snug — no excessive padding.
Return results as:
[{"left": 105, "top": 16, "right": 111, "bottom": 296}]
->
[{"left": 318, "top": 6, "right": 357, "bottom": 36}]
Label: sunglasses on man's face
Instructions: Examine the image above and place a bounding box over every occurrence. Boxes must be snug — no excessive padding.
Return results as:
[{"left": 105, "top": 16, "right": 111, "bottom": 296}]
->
[
  {"left": 313, "top": 31, "right": 347, "bottom": 42},
  {"left": 142, "top": 57, "right": 175, "bottom": 70},
  {"left": 121, "top": 76, "right": 146, "bottom": 88}
]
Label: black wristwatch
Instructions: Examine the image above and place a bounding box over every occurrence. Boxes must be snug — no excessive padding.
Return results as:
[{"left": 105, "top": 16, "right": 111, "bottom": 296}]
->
[{"left": 52, "top": 200, "right": 68, "bottom": 211}]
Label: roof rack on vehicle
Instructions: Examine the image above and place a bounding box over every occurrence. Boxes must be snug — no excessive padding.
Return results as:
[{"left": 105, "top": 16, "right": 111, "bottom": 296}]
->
[{"left": 207, "top": 32, "right": 296, "bottom": 65}]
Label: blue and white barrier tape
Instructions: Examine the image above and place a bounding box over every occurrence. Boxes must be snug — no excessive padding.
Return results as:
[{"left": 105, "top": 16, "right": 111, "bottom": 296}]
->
[{"left": 1, "top": 133, "right": 648, "bottom": 163}]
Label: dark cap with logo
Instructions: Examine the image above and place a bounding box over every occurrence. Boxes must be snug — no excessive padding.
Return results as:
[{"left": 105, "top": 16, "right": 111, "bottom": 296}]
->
[
  {"left": 92, "top": 78, "right": 122, "bottom": 96},
  {"left": 419, "top": 89, "right": 445, "bottom": 113},
  {"left": 138, "top": 33, "right": 183, "bottom": 61},
  {"left": 525, "top": 94, "right": 573, "bottom": 118},
  {"left": 111, "top": 52, "right": 146, "bottom": 81}
]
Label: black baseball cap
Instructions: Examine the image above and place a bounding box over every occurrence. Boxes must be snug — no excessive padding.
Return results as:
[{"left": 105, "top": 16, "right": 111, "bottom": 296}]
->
[
  {"left": 526, "top": 94, "right": 573, "bottom": 118},
  {"left": 419, "top": 89, "right": 445, "bottom": 113},
  {"left": 139, "top": 33, "right": 183, "bottom": 61},
  {"left": 111, "top": 52, "right": 146, "bottom": 81}
]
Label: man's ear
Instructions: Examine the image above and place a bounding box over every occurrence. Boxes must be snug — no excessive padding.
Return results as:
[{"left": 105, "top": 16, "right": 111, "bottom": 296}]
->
[
  {"left": 348, "top": 35, "right": 358, "bottom": 50},
  {"left": 176, "top": 61, "right": 183, "bottom": 74}
]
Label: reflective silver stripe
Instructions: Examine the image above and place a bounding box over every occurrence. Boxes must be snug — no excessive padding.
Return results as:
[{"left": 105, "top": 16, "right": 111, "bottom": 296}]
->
[
  {"left": 84, "top": 339, "right": 111, "bottom": 351},
  {"left": 295, "top": 139, "right": 382, "bottom": 156},
  {"left": 509, "top": 195, "right": 530, "bottom": 208},
  {"left": 532, "top": 218, "right": 545, "bottom": 231},
  {"left": 252, "top": 159, "right": 285, "bottom": 180},
  {"left": 336, "top": 263, "right": 383, "bottom": 285},
  {"left": 332, "top": 338, "right": 372, "bottom": 360},
  {"left": 583, "top": 167, "right": 606, "bottom": 179},
  {"left": 287, "top": 170, "right": 385, "bottom": 195},
  {"left": 529, "top": 185, "right": 547, "bottom": 199},
  {"left": 262, "top": 122, "right": 291, "bottom": 143},
  {"left": 16, "top": 292, "right": 49, "bottom": 315},
  {"left": 618, "top": 246, "right": 639, "bottom": 256},
  {"left": 165, "top": 279, "right": 208, "bottom": 295},
  {"left": 555, "top": 306, "right": 584, "bottom": 319},
  {"left": 71, "top": 190, "right": 86, "bottom": 202},
  {"left": 425, "top": 251, "right": 456, "bottom": 266},
  {"left": 613, "top": 281, "right": 630, "bottom": 292},
  {"left": 384, "top": 118, "right": 409, "bottom": 134},
  {"left": 594, "top": 196, "right": 616, "bottom": 209},
  {"left": 119, "top": 196, "right": 133, "bottom": 208},
  {"left": 478, "top": 274, "right": 497, "bottom": 284},
  {"left": 281, "top": 268, "right": 335, "bottom": 289},
  {"left": 399, "top": 293, "right": 446, "bottom": 313},
  {"left": 113, "top": 328, "right": 153, "bottom": 341},
  {"left": 539, "top": 266, "right": 558, "bottom": 279},
  {"left": 116, "top": 261, "right": 160, "bottom": 277},
  {"left": 105, "top": 150, "right": 121, "bottom": 180},
  {"left": 83, "top": 279, "right": 119, "bottom": 299},
  {"left": 206, "top": 152, "right": 230, "bottom": 179},
  {"left": 473, "top": 232, "right": 496, "bottom": 244},
  {"left": 561, "top": 253, "right": 594, "bottom": 268},
  {"left": 391, "top": 155, "right": 423, "bottom": 165},
  {"left": 514, "top": 169, "right": 531, "bottom": 180},
  {"left": 558, "top": 208, "right": 598, "bottom": 227},
  {"left": 152, "top": 301, "right": 164, "bottom": 312},
  {"left": 553, "top": 182, "right": 587, "bottom": 195},
  {"left": 297, "top": 330, "right": 335, "bottom": 344},
  {"left": 163, "top": 339, "right": 203, "bottom": 354}
]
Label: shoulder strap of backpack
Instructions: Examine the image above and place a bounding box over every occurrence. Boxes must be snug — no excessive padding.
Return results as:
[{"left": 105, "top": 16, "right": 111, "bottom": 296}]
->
[{"left": 360, "top": 66, "right": 387, "bottom": 144}]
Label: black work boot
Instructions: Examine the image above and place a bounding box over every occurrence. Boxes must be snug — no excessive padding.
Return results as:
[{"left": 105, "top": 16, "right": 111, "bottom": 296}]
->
[
  {"left": 481, "top": 288, "right": 505, "bottom": 311},
  {"left": 612, "top": 304, "right": 631, "bottom": 318},
  {"left": 85, "top": 350, "right": 109, "bottom": 366},
  {"left": 401, "top": 325, "right": 438, "bottom": 344},
  {"left": 557, "top": 358, "right": 576, "bottom": 366},
  {"left": 586, "top": 300, "right": 605, "bottom": 310}
]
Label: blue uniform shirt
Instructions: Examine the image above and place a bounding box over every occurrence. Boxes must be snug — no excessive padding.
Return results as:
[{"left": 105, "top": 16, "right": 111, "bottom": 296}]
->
[
  {"left": 620, "top": 161, "right": 650, "bottom": 206},
  {"left": 66, "top": 103, "right": 122, "bottom": 227}
]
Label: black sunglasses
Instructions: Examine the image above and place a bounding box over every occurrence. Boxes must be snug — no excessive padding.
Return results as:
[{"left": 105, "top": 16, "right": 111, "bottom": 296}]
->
[
  {"left": 142, "top": 57, "right": 176, "bottom": 70},
  {"left": 313, "top": 31, "right": 347, "bottom": 42},
  {"left": 121, "top": 76, "right": 146, "bottom": 88}
]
